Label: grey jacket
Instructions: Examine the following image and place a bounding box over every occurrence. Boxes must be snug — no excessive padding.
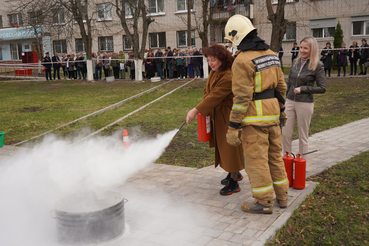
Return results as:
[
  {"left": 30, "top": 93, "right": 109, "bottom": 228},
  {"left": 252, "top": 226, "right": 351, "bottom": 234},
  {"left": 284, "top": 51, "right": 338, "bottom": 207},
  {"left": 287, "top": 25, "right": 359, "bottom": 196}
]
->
[{"left": 286, "top": 58, "right": 326, "bottom": 103}]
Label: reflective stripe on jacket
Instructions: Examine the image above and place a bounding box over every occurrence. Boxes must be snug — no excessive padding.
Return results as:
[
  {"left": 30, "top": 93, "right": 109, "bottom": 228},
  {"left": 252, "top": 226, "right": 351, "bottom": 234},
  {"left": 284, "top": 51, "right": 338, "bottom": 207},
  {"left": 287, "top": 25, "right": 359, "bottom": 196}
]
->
[{"left": 230, "top": 49, "right": 287, "bottom": 127}]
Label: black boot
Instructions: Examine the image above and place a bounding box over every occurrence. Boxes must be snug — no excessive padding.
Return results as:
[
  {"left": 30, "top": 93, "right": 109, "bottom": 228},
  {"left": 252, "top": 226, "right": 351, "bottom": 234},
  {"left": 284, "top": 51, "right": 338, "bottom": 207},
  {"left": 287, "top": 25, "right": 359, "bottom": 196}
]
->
[
  {"left": 221, "top": 172, "right": 243, "bottom": 185},
  {"left": 220, "top": 178, "right": 240, "bottom": 196}
]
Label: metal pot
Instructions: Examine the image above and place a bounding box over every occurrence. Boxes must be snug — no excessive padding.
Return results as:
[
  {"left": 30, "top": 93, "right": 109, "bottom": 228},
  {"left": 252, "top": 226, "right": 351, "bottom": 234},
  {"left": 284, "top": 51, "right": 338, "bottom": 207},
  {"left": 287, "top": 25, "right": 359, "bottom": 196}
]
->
[{"left": 51, "top": 191, "right": 127, "bottom": 245}]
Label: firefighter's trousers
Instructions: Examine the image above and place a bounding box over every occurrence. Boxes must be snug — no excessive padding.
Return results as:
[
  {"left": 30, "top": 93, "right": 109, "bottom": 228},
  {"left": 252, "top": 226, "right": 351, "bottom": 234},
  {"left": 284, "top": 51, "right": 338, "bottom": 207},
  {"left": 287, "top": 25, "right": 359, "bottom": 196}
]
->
[{"left": 241, "top": 125, "right": 289, "bottom": 206}]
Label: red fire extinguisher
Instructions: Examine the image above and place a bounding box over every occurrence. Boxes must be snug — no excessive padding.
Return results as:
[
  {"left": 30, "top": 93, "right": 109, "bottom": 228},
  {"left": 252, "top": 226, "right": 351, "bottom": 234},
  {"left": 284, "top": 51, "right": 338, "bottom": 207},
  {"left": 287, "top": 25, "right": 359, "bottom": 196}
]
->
[
  {"left": 197, "top": 113, "right": 211, "bottom": 142},
  {"left": 282, "top": 151, "right": 294, "bottom": 187},
  {"left": 293, "top": 154, "right": 306, "bottom": 190}
]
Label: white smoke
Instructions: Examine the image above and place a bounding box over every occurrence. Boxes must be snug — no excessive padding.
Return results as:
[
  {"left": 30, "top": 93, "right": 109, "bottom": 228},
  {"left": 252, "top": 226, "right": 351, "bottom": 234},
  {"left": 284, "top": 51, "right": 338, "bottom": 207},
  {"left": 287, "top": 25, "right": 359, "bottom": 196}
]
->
[{"left": 0, "top": 129, "right": 197, "bottom": 246}]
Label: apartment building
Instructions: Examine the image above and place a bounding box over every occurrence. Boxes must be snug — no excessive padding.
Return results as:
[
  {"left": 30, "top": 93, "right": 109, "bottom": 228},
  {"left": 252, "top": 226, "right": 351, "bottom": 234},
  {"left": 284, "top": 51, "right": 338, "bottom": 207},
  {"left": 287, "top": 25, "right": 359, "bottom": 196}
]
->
[
  {"left": 253, "top": 0, "right": 369, "bottom": 65},
  {"left": 0, "top": 0, "right": 367, "bottom": 63}
]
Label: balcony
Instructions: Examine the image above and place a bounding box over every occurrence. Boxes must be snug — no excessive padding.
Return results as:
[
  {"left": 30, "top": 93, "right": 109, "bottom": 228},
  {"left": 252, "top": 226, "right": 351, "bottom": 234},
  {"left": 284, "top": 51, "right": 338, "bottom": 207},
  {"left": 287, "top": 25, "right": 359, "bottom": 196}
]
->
[{"left": 212, "top": 2, "right": 251, "bottom": 21}]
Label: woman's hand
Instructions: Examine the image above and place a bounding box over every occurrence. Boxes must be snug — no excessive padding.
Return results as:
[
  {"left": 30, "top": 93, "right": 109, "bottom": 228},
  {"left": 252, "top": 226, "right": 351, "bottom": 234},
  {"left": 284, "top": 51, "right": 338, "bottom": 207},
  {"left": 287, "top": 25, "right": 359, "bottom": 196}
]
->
[
  {"left": 294, "top": 87, "right": 301, "bottom": 94},
  {"left": 325, "top": 53, "right": 328, "bottom": 56},
  {"left": 186, "top": 108, "right": 199, "bottom": 124}
]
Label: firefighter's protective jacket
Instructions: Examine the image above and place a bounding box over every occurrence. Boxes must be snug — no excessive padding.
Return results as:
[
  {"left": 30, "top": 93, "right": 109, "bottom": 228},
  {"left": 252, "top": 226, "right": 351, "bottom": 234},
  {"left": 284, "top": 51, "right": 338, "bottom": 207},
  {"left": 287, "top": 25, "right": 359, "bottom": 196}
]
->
[{"left": 229, "top": 49, "right": 286, "bottom": 127}]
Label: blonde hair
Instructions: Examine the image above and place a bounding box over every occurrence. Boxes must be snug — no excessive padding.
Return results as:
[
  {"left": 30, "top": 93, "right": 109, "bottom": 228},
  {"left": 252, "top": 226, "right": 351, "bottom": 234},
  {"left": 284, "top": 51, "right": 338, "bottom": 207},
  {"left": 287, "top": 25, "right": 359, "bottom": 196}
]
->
[{"left": 296, "top": 36, "right": 319, "bottom": 71}]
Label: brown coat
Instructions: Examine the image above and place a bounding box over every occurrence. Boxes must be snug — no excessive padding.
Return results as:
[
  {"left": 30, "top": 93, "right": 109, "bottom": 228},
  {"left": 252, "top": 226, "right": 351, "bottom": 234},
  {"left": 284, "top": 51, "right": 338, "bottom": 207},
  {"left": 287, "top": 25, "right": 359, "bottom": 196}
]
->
[{"left": 196, "top": 69, "right": 244, "bottom": 172}]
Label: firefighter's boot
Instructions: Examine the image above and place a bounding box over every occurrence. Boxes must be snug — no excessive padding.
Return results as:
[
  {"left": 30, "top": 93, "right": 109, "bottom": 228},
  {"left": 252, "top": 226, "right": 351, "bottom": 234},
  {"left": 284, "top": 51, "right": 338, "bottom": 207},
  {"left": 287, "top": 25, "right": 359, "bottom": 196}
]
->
[
  {"left": 241, "top": 202, "right": 273, "bottom": 214},
  {"left": 276, "top": 198, "right": 287, "bottom": 208},
  {"left": 221, "top": 172, "right": 243, "bottom": 185},
  {"left": 220, "top": 178, "right": 240, "bottom": 196}
]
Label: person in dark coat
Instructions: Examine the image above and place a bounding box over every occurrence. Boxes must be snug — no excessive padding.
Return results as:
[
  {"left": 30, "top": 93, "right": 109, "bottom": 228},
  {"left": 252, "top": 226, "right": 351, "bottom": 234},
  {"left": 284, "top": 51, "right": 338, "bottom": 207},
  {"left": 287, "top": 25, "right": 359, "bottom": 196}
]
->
[
  {"left": 67, "top": 54, "right": 75, "bottom": 79},
  {"left": 146, "top": 51, "right": 155, "bottom": 79},
  {"left": 291, "top": 42, "right": 299, "bottom": 64},
  {"left": 193, "top": 47, "right": 201, "bottom": 78},
  {"left": 166, "top": 47, "right": 173, "bottom": 78},
  {"left": 155, "top": 49, "right": 164, "bottom": 79},
  {"left": 52, "top": 52, "right": 61, "bottom": 80},
  {"left": 278, "top": 47, "right": 284, "bottom": 61},
  {"left": 199, "top": 48, "right": 204, "bottom": 78},
  {"left": 349, "top": 41, "right": 360, "bottom": 75},
  {"left": 128, "top": 51, "right": 135, "bottom": 80},
  {"left": 337, "top": 43, "right": 348, "bottom": 77},
  {"left": 359, "top": 38, "right": 369, "bottom": 75},
  {"left": 321, "top": 42, "right": 333, "bottom": 77},
  {"left": 43, "top": 52, "right": 52, "bottom": 81}
]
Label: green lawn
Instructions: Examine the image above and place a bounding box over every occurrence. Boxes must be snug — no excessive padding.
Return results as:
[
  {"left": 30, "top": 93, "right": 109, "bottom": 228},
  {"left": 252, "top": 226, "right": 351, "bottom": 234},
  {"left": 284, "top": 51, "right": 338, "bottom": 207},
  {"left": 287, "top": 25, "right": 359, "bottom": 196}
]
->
[
  {"left": 1, "top": 77, "right": 368, "bottom": 167},
  {"left": 0, "top": 79, "right": 168, "bottom": 144},
  {"left": 267, "top": 151, "right": 369, "bottom": 245}
]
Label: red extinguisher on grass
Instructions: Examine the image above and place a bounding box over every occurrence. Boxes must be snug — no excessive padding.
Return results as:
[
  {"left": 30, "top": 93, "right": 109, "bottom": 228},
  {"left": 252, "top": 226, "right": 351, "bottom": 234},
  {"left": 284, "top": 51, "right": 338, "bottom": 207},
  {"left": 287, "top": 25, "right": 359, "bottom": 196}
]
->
[
  {"left": 197, "top": 113, "right": 211, "bottom": 142},
  {"left": 293, "top": 154, "right": 306, "bottom": 190},
  {"left": 282, "top": 151, "right": 294, "bottom": 187}
]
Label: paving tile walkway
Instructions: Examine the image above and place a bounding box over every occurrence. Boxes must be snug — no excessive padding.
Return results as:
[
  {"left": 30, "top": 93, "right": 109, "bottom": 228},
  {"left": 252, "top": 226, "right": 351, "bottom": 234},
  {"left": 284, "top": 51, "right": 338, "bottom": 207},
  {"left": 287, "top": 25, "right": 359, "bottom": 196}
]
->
[{"left": 1, "top": 117, "right": 369, "bottom": 246}]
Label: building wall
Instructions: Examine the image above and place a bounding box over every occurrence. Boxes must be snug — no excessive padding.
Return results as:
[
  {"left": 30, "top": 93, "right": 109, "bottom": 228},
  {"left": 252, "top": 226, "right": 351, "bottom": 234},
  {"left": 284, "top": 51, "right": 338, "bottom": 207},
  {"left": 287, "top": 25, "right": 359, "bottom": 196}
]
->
[
  {"left": 0, "top": 0, "right": 368, "bottom": 61},
  {"left": 253, "top": 0, "right": 369, "bottom": 65}
]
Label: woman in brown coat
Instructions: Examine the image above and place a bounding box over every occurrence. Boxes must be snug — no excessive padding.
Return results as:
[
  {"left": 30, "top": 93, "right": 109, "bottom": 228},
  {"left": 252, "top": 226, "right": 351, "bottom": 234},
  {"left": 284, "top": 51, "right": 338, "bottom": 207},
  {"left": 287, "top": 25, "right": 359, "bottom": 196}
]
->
[{"left": 186, "top": 44, "right": 244, "bottom": 196}]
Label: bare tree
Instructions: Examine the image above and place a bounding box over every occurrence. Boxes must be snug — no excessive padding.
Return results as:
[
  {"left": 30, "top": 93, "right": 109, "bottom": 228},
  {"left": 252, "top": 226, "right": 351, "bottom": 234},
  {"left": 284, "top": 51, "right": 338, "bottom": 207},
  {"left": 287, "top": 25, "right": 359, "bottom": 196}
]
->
[
  {"left": 187, "top": 0, "right": 192, "bottom": 46},
  {"left": 58, "top": 0, "right": 94, "bottom": 59},
  {"left": 115, "top": 0, "right": 154, "bottom": 59},
  {"left": 186, "top": 0, "right": 217, "bottom": 49},
  {"left": 266, "top": 0, "right": 288, "bottom": 52}
]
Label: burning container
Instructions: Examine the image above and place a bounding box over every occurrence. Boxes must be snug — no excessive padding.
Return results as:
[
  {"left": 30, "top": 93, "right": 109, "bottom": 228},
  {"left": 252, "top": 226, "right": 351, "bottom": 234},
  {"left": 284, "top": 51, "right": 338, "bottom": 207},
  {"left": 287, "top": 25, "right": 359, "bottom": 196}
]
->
[{"left": 52, "top": 191, "right": 127, "bottom": 245}]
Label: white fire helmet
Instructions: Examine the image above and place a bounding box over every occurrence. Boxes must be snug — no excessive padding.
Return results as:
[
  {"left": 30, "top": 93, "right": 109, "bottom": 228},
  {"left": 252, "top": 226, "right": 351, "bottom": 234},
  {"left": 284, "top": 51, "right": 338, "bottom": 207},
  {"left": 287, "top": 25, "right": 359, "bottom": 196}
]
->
[{"left": 224, "top": 15, "right": 256, "bottom": 46}]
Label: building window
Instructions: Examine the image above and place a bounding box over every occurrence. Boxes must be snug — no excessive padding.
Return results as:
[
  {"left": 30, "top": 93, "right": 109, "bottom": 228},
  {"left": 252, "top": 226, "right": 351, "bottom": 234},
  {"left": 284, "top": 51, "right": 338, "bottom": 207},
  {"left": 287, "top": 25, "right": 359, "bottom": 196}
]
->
[
  {"left": 312, "top": 27, "right": 335, "bottom": 38},
  {"left": 176, "top": 0, "right": 194, "bottom": 12},
  {"left": 0, "top": 48, "right": 3, "bottom": 60},
  {"left": 310, "top": 18, "right": 336, "bottom": 39},
  {"left": 0, "top": 15, "right": 2, "bottom": 28},
  {"left": 149, "top": 32, "right": 166, "bottom": 49},
  {"left": 7, "top": 13, "right": 23, "bottom": 27},
  {"left": 99, "top": 36, "right": 114, "bottom": 52},
  {"left": 283, "top": 22, "right": 296, "bottom": 41},
  {"left": 177, "top": 30, "right": 195, "bottom": 47},
  {"left": 11, "top": 43, "right": 22, "bottom": 60},
  {"left": 352, "top": 21, "right": 369, "bottom": 36},
  {"left": 75, "top": 5, "right": 87, "bottom": 22},
  {"left": 272, "top": 0, "right": 294, "bottom": 3},
  {"left": 53, "top": 40, "right": 67, "bottom": 54},
  {"left": 123, "top": 35, "right": 132, "bottom": 50},
  {"left": 52, "top": 9, "right": 65, "bottom": 24},
  {"left": 97, "top": 3, "right": 112, "bottom": 21},
  {"left": 125, "top": 2, "right": 132, "bottom": 17},
  {"left": 28, "top": 11, "right": 42, "bottom": 24},
  {"left": 75, "top": 39, "right": 85, "bottom": 53},
  {"left": 148, "top": 0, "right": 164, "bottom": 13}
]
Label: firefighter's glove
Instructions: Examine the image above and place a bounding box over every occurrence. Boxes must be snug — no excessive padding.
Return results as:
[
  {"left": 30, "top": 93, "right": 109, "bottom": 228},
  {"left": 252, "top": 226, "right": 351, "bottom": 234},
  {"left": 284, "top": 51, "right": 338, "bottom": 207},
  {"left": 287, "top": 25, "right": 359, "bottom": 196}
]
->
[
  {"left": 226, "top": 127, "right": 241, "bottom": 147},
  {"left": 280, "top": 112, "right": 287, "bottom": 127}
]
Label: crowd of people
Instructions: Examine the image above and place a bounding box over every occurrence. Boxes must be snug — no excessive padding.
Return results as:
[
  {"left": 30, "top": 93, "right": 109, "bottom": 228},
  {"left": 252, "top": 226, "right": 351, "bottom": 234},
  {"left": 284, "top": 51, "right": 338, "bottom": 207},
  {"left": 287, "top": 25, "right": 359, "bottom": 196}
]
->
[
  {"left": 140, "top": 46, "right": 204, "bottom": 80},
  {"left": 293, "top": 38, "right": 369, "bottom": 77},
  {"left": 42, "top": 47, "right": 205, "bottom": 81}
]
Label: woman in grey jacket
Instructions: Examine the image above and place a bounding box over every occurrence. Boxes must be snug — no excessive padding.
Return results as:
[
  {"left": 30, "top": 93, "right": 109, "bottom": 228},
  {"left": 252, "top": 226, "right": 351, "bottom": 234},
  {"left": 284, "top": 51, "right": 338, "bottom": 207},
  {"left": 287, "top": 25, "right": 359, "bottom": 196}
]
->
[{"left": 282, "top": 36, "right": 326, "bottom": 157}]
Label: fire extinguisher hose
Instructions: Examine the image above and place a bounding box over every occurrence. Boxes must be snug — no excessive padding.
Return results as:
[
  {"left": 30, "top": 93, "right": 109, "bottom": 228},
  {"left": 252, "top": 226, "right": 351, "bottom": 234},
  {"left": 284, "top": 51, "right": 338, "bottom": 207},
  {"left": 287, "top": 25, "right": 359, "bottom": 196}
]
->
[{"left": 178, "top": 120, "right": 186, "bottom": 131}]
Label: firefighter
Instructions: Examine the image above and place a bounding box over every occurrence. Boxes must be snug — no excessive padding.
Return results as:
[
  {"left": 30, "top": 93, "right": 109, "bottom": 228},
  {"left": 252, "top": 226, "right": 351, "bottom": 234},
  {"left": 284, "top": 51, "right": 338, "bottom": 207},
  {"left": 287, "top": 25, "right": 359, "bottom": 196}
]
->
[{"left": 224, "top": 15, "right": 289, "bottom": 214}]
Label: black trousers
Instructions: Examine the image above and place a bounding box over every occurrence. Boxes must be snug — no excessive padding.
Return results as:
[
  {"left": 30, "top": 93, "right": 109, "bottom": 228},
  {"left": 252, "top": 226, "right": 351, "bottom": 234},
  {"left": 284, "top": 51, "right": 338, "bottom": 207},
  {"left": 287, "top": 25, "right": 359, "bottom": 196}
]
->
[
  {"left": 176, "top": 65, "right": 184, "bottom": 78},
  {"left": 349, "top": 58, "right": 357, "bottom": 74},
  {"left": 53, "top": 66, "right": 60, "bottom": 79},
  {"left": 45, "top": 68, "right": 52, "bottom": 80},
  {"left": 113, "top": 67, "right": 120, "bottom": 79},
  {"left": 103, "top": 67, "right": 110, "bottom": 78}
]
